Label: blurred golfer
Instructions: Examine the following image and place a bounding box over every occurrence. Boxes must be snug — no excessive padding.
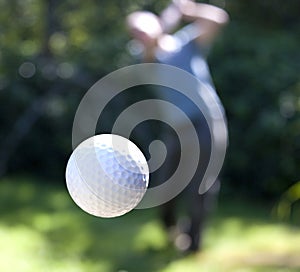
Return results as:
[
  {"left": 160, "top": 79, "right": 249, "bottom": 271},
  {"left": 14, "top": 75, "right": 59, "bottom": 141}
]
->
[{"left": 127, "top": 0, "right": 229, "bottom": 252}]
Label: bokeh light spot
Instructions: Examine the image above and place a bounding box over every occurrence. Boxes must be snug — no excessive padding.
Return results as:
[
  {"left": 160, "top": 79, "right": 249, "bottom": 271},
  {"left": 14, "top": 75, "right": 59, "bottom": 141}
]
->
[{"left": 18, "top": 62, "right": 36, "bottom": 78}]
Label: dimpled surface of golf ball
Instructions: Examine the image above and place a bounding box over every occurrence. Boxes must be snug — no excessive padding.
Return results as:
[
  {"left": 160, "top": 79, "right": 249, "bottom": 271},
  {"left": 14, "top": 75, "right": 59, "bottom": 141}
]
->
[{"left": 65, "top": 134, "right": 149, "bottom": 218}]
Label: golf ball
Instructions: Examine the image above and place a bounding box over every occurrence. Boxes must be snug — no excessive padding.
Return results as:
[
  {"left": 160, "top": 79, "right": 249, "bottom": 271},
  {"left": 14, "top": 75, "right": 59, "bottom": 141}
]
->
[{"left": 65, "top": 134, "right": 149, "bottom": 218}]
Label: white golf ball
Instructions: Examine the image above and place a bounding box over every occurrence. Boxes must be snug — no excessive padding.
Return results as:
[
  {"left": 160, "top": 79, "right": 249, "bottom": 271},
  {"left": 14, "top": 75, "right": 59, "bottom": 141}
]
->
[{"left": 65, "top": 134, "right": 149, "bottom": 218}]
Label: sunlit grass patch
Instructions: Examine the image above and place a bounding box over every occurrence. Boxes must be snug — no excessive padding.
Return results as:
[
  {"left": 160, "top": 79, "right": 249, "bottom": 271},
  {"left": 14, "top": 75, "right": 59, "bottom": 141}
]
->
[
  {"left": 133, "top": 220, "right": 168, "bottom": 251},
  {"left": 0, "top": 176, "right": 300, "bottom": 272},
  {"left": 203, "top": 220, "right": 300, "bottom": 270},
  {"left": 160, "top": 218, "right": 300, "bottom": 272}
]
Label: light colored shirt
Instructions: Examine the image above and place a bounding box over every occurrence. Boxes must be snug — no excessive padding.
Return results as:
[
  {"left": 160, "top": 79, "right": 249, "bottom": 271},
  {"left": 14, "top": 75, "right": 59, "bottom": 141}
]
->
[{"left": 154, "top": 24, "right": 222, "bottom": 125}]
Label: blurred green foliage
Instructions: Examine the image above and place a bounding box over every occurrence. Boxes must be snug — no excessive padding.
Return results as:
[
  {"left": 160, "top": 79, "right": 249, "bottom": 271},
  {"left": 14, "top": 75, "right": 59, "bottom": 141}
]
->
[
  {"left": 0, "top": 0, "right": 299, "bottom": 197},
  {"left": 210, "top": 23, "right": 300, "bottom": 197},
  {"left": 274, "top": 181, "right": 300, "bottom": 220}
]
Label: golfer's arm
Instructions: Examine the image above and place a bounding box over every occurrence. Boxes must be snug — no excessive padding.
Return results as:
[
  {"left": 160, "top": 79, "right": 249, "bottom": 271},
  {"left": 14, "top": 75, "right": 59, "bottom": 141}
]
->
[
  {"left": 180, "top": 3, "right": 229, "bottom": 24},
  {"left": 159, "top": 2, "right": 182, "bottom": 33},
  {"left": 177, "top": 2, "right": 229, "bottom": 46}
]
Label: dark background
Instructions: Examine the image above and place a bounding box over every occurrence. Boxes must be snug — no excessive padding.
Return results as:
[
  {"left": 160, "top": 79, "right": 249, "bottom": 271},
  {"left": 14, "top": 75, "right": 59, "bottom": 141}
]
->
[{"left": 1, "top": 0, "right": 299, "bottom": 198}]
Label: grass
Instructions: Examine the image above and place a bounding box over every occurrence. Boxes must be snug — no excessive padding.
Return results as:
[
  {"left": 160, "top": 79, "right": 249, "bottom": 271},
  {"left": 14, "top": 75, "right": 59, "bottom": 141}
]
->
[{"left": 0, "top": 176, "right": 300, "bottom": 272}]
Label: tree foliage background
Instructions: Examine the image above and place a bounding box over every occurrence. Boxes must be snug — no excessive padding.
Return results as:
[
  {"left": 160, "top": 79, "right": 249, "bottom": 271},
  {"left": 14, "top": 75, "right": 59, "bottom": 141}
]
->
[{"left": 0, "top": 0, "right": 299, "bottom": 198}]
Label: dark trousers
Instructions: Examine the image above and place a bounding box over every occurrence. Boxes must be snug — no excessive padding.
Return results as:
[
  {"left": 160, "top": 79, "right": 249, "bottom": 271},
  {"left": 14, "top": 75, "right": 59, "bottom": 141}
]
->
[{"left": 160, "top": 115, "right": 220, "bottom": 251}]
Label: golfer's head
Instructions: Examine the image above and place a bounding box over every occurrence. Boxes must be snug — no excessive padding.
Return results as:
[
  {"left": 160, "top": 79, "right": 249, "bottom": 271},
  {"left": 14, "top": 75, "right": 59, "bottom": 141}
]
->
[{"left": 126, "top": 11, "right": 162, "bottom": 46}]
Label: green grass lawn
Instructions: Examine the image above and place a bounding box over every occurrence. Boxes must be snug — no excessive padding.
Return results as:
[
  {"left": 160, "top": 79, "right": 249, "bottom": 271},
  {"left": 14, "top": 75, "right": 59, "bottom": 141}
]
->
[{"left": 0, "top": 176, "right": 299, "bottom": 272}]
